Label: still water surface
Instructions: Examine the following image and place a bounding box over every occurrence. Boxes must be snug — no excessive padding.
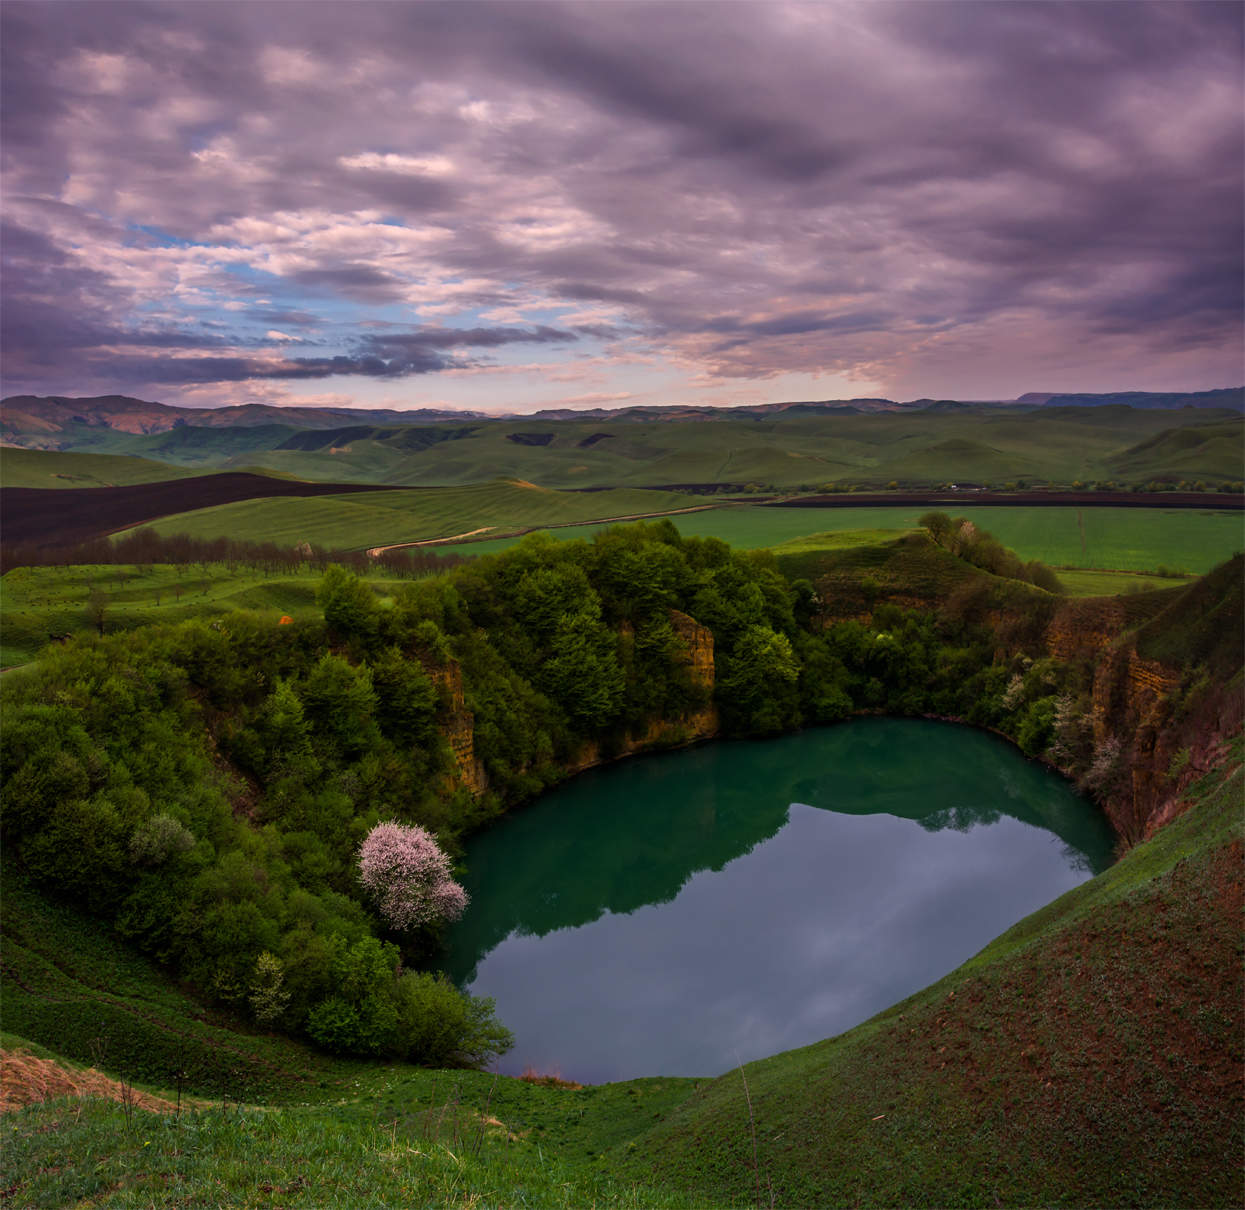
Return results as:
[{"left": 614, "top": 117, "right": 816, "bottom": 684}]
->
[{"left": 441, "top": 719, "right": 1115, "bottom": 1083}]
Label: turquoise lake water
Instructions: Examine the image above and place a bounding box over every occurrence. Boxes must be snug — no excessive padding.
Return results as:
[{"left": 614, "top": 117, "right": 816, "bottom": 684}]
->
[{"left": 441, "top": 718, "right": 1115, "bottom": 1083}]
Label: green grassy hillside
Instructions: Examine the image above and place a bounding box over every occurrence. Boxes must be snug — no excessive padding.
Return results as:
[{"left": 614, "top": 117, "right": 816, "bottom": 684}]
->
[
  {"left": 124, "top": 422, "right": 304, "bottom": 464},
  {"left": 0, "top": 447, "right": 210, "bottom": 489},
  {"left": 119, "top": 480, "right": 711, "bottom": 549},
  {"left": 1108, "top": 419, "right": 1245, "bottom": 480},
  {"left": 39, "top": 405, "right": 1243, "bottom": 489}
]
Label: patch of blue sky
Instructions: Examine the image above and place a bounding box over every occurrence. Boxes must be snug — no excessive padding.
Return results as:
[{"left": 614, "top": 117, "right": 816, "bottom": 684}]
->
[
  {"left": 220, "top": 261, "right": 290, "bottom": 289},
  {"left": 124, "top": 223, "right": 206, "bottom": 249}
]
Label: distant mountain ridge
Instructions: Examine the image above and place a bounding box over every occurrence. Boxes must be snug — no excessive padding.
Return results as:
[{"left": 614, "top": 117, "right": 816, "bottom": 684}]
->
[
  {"left": 5, "top": 387, "right": 1241, "bottom": 452},
  {"left": 3, "top": 390, "right": 1240, "bottom": 493},
  {"left": 1016, "top": 388, "right": 1244, "bottom": 410},
  {"left": 0, "top": 395, "right": 486, "bottom": 446}
]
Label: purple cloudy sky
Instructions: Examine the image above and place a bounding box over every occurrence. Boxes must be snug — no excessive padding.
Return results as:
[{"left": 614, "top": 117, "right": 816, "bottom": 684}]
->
[{"left": 3, "top": 1, "right": 1242, "bottom": 413}]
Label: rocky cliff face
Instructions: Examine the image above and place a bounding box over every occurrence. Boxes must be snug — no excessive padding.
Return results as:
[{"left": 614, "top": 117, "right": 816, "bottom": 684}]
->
[
  {"left": 1046, "top": 592, "right": 1241, "bottom": 845},
  {"left": 565, "top": 608, "right": 719, "bottom": 778},
  {"left": 1046, "top": 598, "right": 1131, "bottom": 664},
  {"left": 1085, "top": 643, "right": 1240, "bottom": 843},
  {"left": 424, "top": 657, "right": 488, "bottom": 796}
]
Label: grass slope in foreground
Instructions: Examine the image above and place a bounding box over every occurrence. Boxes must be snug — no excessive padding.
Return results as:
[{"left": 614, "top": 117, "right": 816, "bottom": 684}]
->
[
  {"left": 4, "top": 741, "right": 1240, "bottom": 1208},
  {"left": 616, "top": 743, "right": 1243, "bottom": 1208}
]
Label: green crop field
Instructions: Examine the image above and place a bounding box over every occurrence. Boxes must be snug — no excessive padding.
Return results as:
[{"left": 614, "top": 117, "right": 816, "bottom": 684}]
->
[
  {"left": 1053, "top": 568, "right": 1197, "bottom": 596},
  {"left": 122, "top": 480, "right": 709, "bottom": 550},
  {"left": 438, "top": 504, "right": 1243, "bottom": 574}
]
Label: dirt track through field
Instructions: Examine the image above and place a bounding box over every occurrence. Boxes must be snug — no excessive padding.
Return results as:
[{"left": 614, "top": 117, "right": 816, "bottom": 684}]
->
[
  {"left": 367, "top": 527, "right": 495, "bottom": 556},
  {"left": 365, "top": 503, "right": 723, "bottom": 556}
]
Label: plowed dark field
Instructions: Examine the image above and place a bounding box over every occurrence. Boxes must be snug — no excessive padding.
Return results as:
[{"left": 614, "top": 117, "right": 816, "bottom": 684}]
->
[{"left": 1, "top": 473, "right": 402, "bottom": 547}]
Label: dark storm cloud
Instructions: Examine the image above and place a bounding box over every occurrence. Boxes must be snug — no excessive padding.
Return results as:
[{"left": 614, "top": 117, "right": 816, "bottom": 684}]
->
[
  {"left": 1, "top": 0, "right": 1241, "bottom": 398},
  {"left": 15, "top": 324, "right": 583, "bottom": 388},
  {"left": 1, "top": 219, "right": 231, "bottom": 389},
  {"left": 110, "top": 352, "right": 453, "bottom": 385},
  {"left": 290, "top": 264, "right": 408, "bottom": 302}
]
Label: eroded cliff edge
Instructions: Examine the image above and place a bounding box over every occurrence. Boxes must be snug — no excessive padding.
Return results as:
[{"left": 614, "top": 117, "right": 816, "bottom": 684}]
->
[{"left": 1044, "top": 556, "right": 1243, "bottom": 843}]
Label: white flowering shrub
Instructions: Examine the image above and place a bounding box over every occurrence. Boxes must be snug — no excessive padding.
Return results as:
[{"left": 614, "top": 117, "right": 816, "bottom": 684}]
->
[{"left": 358, "top": 820, "right": 468, "bottom": 931}]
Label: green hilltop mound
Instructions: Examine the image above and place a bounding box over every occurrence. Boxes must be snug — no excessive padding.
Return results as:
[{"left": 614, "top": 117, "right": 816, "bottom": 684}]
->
[
  {"left": 1108, "top": 419, "right": 1245, "bottom": 482},
  {"left": 886, "top": 436, "right": 1043, "bottom": 482}
]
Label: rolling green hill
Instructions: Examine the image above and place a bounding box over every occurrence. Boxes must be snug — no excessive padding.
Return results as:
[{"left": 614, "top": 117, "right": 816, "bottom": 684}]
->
[
  {"left": 122, "top": 422, "right": 304, "bottom": 464},
  {"left": 1107, "top": 419, "right": 1245, "bottom": 481},
  {"left": 0, "top": 447, "right": 211, "bottom": 489},
  {"left": 19, "top": 405, "right": 1242, "bottom": 490}
]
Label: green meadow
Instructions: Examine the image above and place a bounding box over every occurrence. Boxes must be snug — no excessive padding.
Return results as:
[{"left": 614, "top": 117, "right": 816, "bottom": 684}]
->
[{"left": 439, "top": 504, "right": 1243, "bottom": 574}]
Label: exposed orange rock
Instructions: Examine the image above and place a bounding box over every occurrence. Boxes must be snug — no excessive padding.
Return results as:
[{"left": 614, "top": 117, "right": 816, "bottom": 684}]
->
[
  {"left": 1046, "top": 598, "right": 1130, "bottom": 663},
  {"left": 1080, "top": 629, "right": 1236, "bottom": 843},
  {"left": 423, "top": 657, "right": 487, "bottom": 795}
]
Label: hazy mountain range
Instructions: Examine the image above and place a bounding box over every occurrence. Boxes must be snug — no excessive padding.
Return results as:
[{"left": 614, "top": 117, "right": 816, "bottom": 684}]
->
[{"left": 3, "top": 388, "right": 1242, "bottom": 449}]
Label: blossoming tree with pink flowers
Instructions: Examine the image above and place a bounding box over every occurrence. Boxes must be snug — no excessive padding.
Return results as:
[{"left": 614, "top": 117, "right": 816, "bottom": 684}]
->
[{"left": 358, "top": 820, "right": 469, "bottom": 931}]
